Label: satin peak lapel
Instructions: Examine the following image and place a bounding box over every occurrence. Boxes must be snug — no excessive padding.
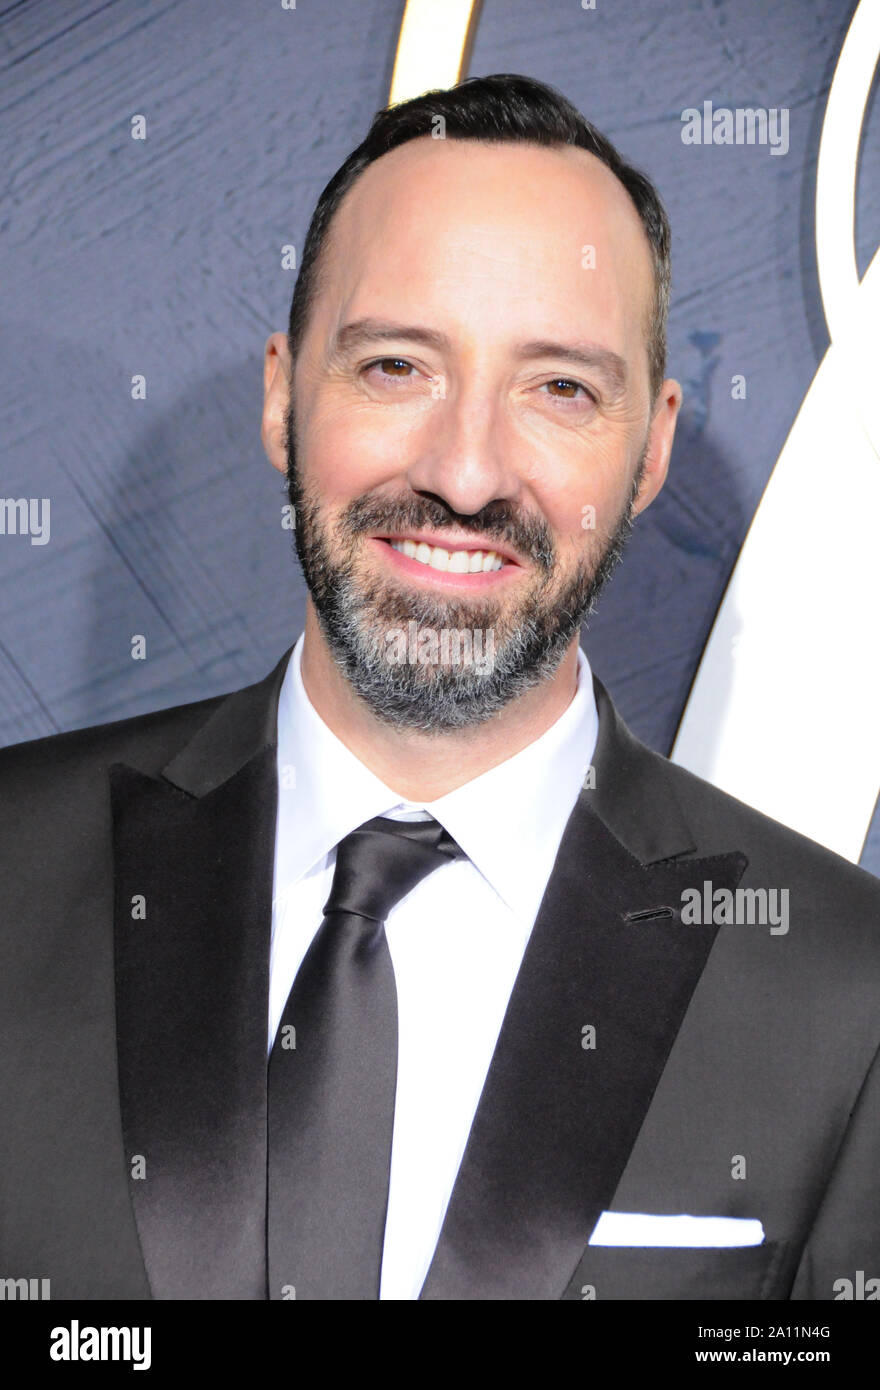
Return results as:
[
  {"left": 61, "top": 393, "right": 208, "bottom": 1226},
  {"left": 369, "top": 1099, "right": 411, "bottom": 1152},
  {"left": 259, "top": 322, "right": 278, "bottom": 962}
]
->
[
  {"left": 420, "top": 676, "right": 748, "bottom": 1300},
  {"left": 110, "top": 652, "right": 290, "bottom": 1299}
]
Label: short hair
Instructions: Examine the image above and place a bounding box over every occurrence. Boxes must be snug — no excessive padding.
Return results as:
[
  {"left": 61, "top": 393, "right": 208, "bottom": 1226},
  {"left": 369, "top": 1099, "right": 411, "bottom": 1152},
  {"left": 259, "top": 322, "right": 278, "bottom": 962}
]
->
[{"left": 287, "top": 72, "right": 671, "bottom": 403}]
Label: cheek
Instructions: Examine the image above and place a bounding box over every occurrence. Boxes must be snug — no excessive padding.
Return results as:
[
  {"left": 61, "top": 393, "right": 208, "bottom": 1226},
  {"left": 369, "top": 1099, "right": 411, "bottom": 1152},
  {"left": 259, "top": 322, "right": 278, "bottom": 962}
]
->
[
  {"left": 523, "top": 439, "right": 635, "bottom": 550},
  {"left": 299, "top": 397, "right": 424, "bottom": 504}
]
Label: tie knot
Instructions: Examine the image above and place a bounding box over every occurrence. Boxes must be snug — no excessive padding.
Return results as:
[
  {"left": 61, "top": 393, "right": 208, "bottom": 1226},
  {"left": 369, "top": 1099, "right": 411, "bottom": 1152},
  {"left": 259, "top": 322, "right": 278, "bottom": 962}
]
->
[{"left": 322, "top": 815, "right": 464, "bottom": 925}]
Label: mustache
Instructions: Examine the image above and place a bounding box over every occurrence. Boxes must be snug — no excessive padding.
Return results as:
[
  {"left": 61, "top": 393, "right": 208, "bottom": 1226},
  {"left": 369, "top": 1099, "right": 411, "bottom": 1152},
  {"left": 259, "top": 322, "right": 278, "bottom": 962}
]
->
[{"left": 336, "top": 492, "right": 557, "bottom": 574}]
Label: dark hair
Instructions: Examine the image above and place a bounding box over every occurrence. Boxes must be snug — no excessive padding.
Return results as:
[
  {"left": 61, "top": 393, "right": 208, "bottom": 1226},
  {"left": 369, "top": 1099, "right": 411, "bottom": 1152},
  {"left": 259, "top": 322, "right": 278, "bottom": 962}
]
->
[{"left": 287, "top": 73, "right": 671, "bottom": 401}]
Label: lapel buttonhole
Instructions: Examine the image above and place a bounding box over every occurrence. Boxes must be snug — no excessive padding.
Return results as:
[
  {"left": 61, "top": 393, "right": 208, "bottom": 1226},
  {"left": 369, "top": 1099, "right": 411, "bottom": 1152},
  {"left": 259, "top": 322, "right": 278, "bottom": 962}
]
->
[{"left": 623, "top": 905, "right": 679, "bottom": 924}]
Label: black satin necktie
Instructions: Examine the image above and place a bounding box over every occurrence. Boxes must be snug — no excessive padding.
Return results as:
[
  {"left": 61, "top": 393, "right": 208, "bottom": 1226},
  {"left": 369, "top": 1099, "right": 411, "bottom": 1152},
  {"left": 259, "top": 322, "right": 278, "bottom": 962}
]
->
[{"left": 267, "top": 814, "right": 464, "bottom": 1300}]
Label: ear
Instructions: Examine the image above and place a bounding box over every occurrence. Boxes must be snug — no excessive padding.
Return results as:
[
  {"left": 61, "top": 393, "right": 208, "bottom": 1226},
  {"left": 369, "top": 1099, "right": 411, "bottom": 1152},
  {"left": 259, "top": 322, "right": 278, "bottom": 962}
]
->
[
  {"left": 261, "top": 332, "right": 292, "bottom": 477},
  {"left": 632, "top": 377, "right": 682, "bottom": 516}
]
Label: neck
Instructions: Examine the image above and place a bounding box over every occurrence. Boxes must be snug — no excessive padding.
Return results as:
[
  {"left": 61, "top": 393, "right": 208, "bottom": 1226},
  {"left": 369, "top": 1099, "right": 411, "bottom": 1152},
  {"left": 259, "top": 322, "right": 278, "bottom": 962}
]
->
[{"left": 298, "top": 603, "right": 581, "bottom": 801}]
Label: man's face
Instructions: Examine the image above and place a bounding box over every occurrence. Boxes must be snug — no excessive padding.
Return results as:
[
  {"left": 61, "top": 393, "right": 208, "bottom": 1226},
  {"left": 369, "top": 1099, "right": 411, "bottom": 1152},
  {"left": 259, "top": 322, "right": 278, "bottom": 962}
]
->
[{"left": 266, "top": 137, "right": 680, "bottom": 731}]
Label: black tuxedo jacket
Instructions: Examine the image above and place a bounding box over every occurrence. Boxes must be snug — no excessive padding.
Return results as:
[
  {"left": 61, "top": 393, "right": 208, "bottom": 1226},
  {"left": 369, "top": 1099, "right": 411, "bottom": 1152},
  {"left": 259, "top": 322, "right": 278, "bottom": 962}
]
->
[{"left": 1, "top": 646, "right": 879, "bottom": 1301}]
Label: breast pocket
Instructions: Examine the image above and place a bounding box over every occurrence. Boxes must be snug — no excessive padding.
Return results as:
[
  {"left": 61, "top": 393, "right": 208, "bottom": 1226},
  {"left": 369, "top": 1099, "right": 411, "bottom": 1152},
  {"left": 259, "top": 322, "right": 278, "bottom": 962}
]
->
[{"left": 564, "top": 1241, "right": 786, "bottom": 1300}]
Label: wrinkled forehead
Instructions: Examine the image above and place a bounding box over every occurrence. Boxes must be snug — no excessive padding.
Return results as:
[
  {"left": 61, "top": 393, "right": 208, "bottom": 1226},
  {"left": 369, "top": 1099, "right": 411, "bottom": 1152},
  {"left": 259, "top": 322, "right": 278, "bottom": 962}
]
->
[{"left": 311, "top": 137, "right": 656, "bottom": 376}]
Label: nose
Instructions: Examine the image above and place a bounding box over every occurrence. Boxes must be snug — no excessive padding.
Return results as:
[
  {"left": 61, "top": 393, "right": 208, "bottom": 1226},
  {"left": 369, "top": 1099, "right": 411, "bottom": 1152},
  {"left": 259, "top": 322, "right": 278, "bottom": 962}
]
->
[{"left": 404, "top": 376, "right": 522, "bottom": 518}]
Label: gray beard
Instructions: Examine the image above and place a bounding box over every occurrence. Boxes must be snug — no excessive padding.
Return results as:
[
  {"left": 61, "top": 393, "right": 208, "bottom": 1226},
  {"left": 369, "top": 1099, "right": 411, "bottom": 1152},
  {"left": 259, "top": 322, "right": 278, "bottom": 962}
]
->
[{"left": 286, "top": 420, "right": 643, "bottom": 733}]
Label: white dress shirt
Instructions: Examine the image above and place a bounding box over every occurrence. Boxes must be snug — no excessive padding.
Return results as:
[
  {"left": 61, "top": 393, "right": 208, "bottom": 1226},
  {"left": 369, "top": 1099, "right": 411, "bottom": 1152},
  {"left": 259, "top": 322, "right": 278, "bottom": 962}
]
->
[{"left": 270, "top": 631, "right": 599, "bottom": 1299}]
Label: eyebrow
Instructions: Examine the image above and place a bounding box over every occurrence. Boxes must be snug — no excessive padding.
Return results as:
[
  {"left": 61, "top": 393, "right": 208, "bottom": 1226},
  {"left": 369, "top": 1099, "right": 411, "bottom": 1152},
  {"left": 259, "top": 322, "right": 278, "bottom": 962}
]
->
[
  {"left": 515, "top": 340, "right": 628, "bottom": 394},
  {"left": 332, "top": 319, "right": 628, "bottom": 394},
  {"left": 332, "top": 319, "right": 451, "bottom": 356}
]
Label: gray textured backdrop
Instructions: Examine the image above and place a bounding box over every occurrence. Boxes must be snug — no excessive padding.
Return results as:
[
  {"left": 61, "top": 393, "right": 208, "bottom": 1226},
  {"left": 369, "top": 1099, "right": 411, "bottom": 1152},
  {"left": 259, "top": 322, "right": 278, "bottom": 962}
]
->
[{"left": 1, "top": 0, "right": 878, "bottom": 873}]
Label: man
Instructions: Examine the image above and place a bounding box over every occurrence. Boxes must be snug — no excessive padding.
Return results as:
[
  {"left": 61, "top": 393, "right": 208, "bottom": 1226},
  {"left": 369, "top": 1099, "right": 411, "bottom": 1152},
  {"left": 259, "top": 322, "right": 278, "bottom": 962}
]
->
[{"left": 1, "top": 74, "right": 879, "bottom": 1302}]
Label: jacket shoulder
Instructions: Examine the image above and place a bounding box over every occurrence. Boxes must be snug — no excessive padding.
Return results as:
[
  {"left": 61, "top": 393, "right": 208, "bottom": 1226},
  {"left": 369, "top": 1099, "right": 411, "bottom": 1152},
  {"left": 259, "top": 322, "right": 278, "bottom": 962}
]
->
[
  {"left": 658, "top": 740, "right": 880, "bottom": 908},
  {"left": 0, "top": 690, "right": 226, "bottom": 815},
  {"left": 592, "top": 672, "right": 880, "bottom": 906}
]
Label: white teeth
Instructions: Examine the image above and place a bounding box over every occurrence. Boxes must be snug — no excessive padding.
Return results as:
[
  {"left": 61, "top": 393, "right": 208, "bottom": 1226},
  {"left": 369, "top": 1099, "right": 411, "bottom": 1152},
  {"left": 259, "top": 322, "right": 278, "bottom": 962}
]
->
[
  {"left": 388, "top": 539, "right": 504, "bottom": 573},
  {"left": 430, "top": 547, "right": 450, "bottom": 571}
]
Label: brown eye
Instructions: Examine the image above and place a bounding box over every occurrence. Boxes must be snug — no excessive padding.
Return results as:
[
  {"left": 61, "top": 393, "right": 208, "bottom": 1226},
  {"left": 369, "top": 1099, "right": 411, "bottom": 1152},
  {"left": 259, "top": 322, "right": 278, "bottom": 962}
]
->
[
  {"left": 377, "top": 358, "right": 413, "bottom": 376},
  {"left": 546, "top": 378, "right": 582, "bottom": 398}
]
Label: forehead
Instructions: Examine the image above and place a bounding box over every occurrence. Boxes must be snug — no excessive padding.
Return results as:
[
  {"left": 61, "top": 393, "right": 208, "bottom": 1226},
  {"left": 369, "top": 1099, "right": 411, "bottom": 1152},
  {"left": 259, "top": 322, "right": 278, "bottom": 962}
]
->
[{"left": 315, "top": 136, "right": 655, "bottom": 367}]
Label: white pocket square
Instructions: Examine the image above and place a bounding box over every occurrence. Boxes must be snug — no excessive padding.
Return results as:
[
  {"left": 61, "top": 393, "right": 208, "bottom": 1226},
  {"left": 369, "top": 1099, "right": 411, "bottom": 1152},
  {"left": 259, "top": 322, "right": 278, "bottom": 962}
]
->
[{"left": 588, "top": 1213, "right": 765, "bottom": 1248}]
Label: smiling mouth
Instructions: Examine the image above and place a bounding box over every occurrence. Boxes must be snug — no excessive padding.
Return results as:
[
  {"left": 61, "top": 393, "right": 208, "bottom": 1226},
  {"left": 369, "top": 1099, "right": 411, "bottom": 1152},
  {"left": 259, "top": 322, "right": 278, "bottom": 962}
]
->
[{"left": 385, "top": 537, "right": 508, "bottom": 574}]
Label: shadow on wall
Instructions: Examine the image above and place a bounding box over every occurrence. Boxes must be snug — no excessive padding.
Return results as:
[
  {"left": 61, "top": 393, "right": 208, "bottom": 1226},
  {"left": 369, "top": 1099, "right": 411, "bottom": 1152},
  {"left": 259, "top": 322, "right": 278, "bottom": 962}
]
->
[
  {"left": 80, "top": 355, "right": 306, "bottom": 729},
  {"left": 584, "top": 369, "right": 751, "bottom": 762},
  {"left": 0, "top": 331, "right": 303, "bottom": 747}
]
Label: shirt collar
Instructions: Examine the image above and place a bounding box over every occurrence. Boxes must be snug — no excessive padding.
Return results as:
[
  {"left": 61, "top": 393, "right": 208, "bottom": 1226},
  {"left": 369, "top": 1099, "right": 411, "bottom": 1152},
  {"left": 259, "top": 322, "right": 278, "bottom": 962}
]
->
[{"left": 274, "top": 631, "right": 599, "bottom": 926}]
